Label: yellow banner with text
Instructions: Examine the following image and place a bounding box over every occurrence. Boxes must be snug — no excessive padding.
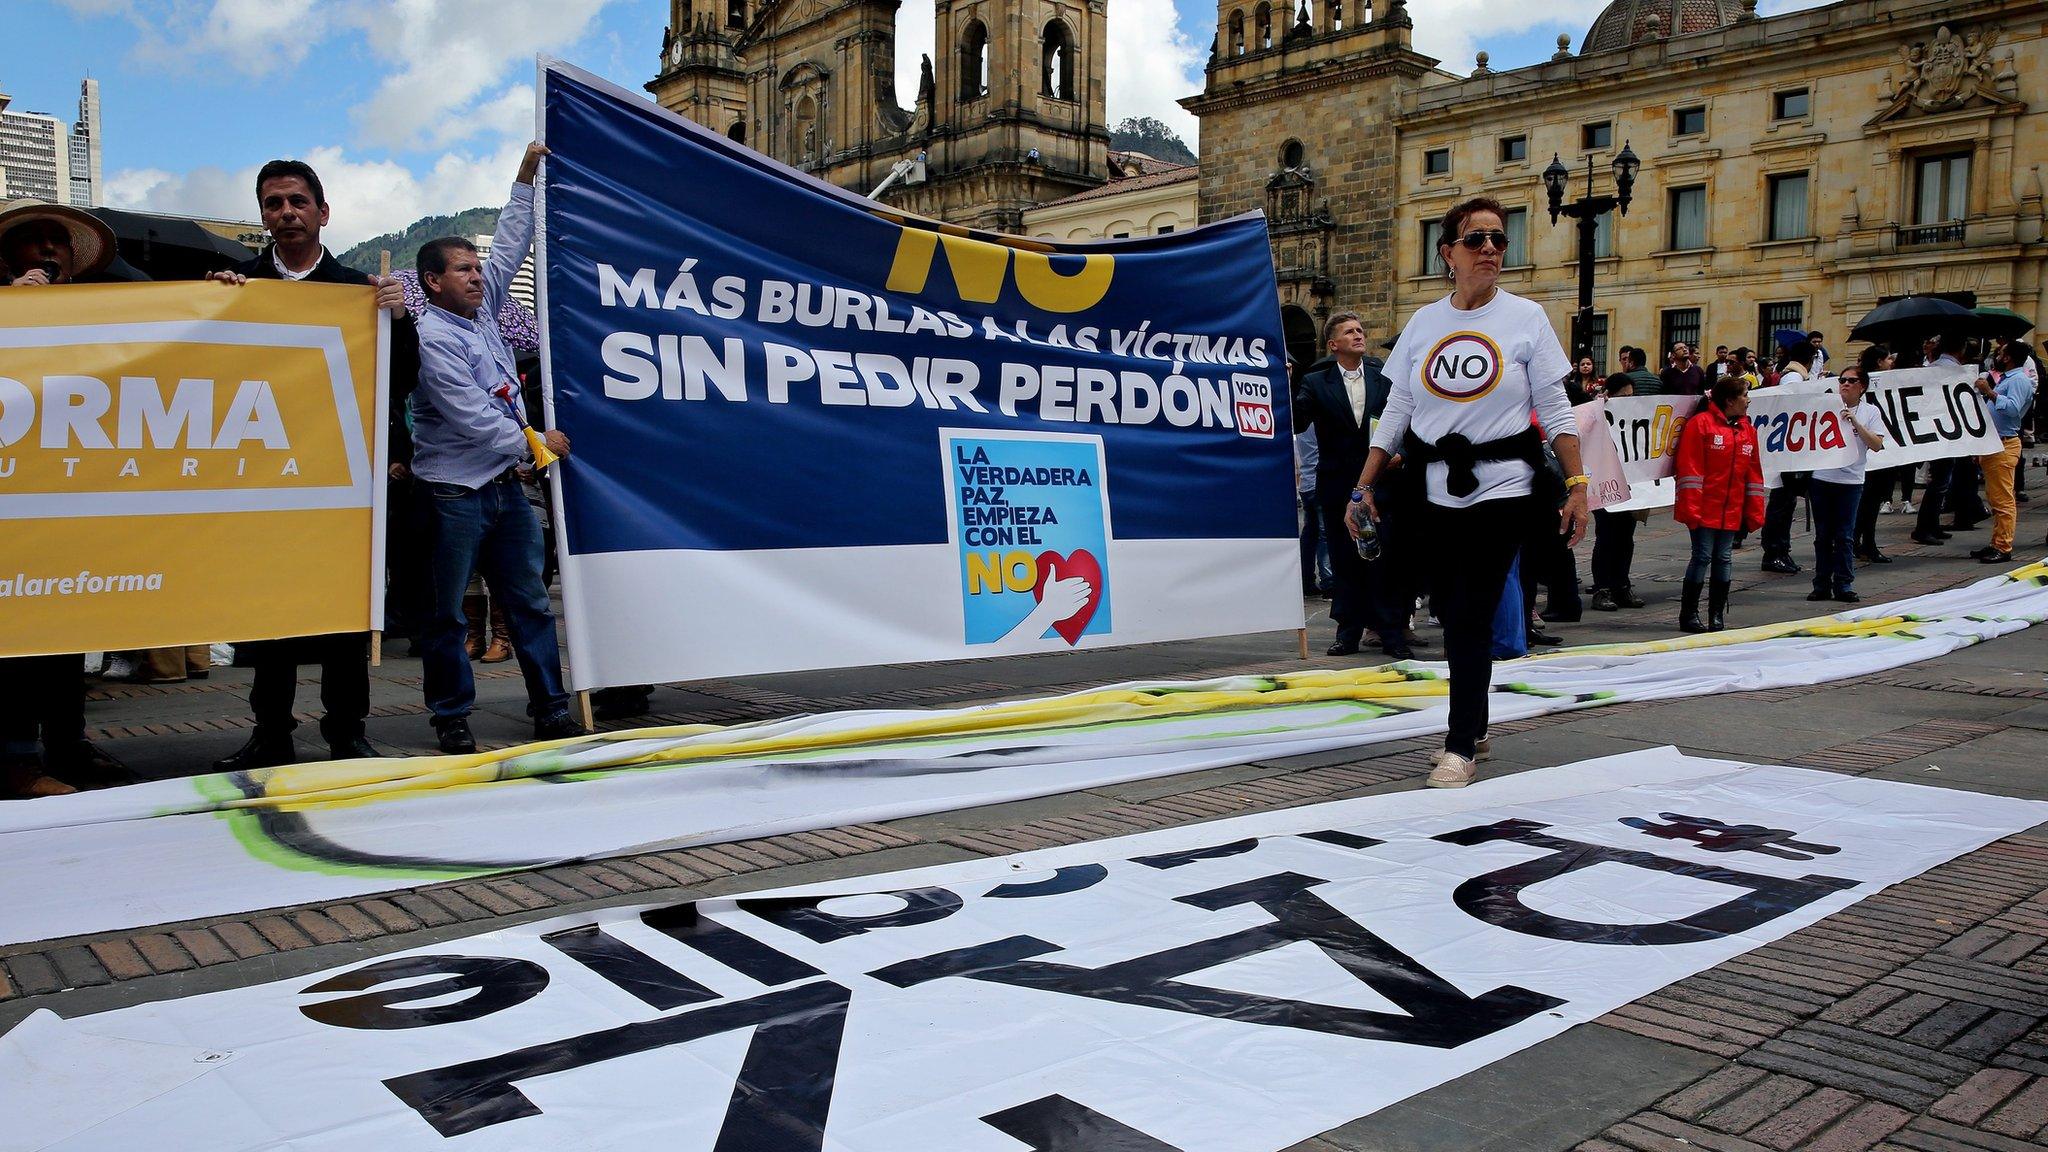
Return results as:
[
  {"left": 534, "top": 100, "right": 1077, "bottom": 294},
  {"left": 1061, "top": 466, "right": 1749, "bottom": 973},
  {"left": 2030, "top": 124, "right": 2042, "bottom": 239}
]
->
[{"left": 0, "top": 281, "right": 386, "bottom": 657}]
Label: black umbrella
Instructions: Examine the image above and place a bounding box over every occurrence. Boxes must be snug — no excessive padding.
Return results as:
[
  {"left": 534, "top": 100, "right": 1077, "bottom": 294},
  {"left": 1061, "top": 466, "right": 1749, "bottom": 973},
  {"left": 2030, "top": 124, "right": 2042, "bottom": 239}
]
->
[
  {"left": 89, "top": 206, "right": 255, "bottom": 280},
  {"left": 1848, "top": 296, "right": 1976, "bottom": 346}
]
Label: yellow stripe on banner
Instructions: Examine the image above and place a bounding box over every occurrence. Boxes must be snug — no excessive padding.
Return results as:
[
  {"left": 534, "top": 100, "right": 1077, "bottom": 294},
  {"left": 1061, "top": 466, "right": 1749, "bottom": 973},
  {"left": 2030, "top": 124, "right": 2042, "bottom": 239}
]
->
[{"left": 224, "top": 673, "right": 1444, "bottom": 813}]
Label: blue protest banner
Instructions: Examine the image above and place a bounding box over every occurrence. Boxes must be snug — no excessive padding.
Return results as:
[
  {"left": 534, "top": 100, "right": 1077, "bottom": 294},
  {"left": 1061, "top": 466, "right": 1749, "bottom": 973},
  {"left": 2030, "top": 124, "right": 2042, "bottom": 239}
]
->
[{"left": 538, "top": 60, "right": 1300, "bottom": 688}]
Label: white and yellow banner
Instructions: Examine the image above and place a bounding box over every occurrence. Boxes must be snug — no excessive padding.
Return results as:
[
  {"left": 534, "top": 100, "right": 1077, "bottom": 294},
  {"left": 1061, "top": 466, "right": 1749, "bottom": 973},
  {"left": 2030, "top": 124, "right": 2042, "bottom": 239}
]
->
[{"left": 0, "top": 281, "right": 387, "bottom": 657}]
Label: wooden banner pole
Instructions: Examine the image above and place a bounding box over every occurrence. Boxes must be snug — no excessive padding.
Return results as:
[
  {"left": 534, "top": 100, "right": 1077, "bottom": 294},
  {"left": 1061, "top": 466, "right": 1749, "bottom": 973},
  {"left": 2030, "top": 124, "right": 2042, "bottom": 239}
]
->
[{"left": 370, "top": 249, "right": 394, "bottom": 669}]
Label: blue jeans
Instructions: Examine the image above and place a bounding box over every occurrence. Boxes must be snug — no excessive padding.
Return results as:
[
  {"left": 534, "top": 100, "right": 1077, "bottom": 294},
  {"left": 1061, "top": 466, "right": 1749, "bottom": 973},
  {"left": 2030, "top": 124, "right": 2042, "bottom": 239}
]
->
[
  {"left": 1808, "top": 478, "right": 1861, "bottom": 596},
  {"left": 421, "top": 476, "right": 569, "bottom": 724},
  {"left": 1685, "top": 527, "right": 1737, "bottom": 584}
]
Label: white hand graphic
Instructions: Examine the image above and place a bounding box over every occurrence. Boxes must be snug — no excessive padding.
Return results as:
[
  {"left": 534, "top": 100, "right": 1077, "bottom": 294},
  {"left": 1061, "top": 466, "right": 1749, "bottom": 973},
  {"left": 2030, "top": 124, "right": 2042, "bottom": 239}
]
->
[{"left": 995, "top": 560, "right": 1096, "bottom": 647}]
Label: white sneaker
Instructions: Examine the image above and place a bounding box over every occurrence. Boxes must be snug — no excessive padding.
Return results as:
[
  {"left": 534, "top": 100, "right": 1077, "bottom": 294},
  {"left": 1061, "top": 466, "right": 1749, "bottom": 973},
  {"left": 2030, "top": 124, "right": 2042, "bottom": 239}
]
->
[
  {"left": 1426, "top": 749, "right": 1478, "bottom": 788},
  {"left": 102, "top": 654, "right": 136, "bottom": 681},
  {"left": 1879, "top": 501, "right": 1894, "bottom": 514},
  {"left": 1900, "top": 502, "right": 1917, "bottom": 515}
]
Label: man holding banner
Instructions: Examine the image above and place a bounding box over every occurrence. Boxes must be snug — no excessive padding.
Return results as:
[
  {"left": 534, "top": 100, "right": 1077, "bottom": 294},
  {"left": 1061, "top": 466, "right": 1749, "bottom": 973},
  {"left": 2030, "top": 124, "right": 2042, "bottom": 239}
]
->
[
  {"left": 1974, "top": 339, "right": 2036, "bottom": 563},
  {"left": 411, "top": 142, "right": 581, "bottom": 754},
  {"left": 204, "top": 159, "right": 420, "bottom": 770}
]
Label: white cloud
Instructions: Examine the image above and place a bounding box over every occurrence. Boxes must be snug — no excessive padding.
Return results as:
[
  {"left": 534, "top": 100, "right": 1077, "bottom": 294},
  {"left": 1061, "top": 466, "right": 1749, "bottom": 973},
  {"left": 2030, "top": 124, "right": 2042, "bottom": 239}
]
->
[
  {"left": 1407, "top": 0, "right": 1608, "bottom": 78},
  {"left": 894, "top": 0, "right": 1204, "bottom": 149},
  {"left": 105, "top": 139, "right": 530, "bottom": 253},
  {"left": 129, "top": 0, "right": 335, "bottom": 76},
  {"left": 1106, "top": 0, "right": 1207, "bottom": 144},
  {"left": 346, "top": 0, "right": 617, "bottom": 151}
]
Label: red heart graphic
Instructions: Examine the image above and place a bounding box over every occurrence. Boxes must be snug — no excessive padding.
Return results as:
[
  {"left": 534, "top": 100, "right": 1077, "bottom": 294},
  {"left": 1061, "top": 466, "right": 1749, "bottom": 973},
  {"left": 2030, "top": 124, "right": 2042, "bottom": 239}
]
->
[{"left": 1031, "top": 548, "right": 1103, "bottom": 645}]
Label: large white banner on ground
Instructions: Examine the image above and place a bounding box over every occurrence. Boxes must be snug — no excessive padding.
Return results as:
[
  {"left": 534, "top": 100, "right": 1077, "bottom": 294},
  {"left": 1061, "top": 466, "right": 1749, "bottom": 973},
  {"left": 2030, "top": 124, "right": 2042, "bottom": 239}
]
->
[
  {"left": 0, "top": 564, "right": 2043, "bottom": 950},
  {"left": 6, "top": 750, "right": 2043, "bottom": 1151}
]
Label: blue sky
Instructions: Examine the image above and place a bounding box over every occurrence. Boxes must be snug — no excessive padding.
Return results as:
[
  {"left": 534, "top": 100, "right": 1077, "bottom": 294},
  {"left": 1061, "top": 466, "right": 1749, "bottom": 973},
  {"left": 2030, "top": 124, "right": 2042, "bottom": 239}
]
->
[{"left": 6, "top": 1, "right": 1823, "bottom": 249}]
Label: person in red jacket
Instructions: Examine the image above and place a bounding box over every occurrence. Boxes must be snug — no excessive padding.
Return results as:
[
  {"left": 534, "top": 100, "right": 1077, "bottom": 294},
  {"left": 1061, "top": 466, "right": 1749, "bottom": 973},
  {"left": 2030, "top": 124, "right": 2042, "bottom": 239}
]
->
[{"left": 1673, "top": 374, "right": 1766, "bottom": 632}]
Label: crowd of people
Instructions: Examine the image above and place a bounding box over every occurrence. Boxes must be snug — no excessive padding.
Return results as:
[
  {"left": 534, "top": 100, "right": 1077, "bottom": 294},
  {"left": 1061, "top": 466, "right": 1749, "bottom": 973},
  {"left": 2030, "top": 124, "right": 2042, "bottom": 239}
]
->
[
  {"left": 0, "top": 143, "right": 601, "bottom": 800},
  {"left": 1296, "top": 196, "right": 2041, "bottom": 790}
]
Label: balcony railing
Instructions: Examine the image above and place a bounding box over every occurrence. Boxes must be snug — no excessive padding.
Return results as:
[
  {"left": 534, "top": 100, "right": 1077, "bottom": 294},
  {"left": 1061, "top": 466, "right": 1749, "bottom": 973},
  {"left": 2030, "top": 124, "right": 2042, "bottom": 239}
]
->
[{"left": 1896, "top": 221, "right": 1966, "bottom": 247}]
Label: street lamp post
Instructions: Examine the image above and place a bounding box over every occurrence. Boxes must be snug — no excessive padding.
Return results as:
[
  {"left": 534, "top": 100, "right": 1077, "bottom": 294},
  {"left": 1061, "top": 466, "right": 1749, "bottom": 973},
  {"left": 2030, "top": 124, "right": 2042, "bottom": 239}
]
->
[{"left": 1543, "top": 143, "right": 1640, "bottom": 366}]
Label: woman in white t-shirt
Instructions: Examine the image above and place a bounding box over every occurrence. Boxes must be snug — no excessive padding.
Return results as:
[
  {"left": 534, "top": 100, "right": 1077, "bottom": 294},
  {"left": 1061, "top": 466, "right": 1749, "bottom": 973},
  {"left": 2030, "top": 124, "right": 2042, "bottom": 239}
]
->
[
  {"left": 1348, "top": 196, "right": 1588, "bottom": 789},
  {"left": 1807, "top": 366, "right": 1887, "bottom": 603}
]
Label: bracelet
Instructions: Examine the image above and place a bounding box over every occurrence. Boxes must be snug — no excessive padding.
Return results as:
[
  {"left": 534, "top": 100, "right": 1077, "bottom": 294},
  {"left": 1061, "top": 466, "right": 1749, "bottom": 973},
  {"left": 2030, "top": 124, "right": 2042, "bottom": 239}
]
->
[{"left": 1564, "top": 474, "right": 1591, "bottom": 489}]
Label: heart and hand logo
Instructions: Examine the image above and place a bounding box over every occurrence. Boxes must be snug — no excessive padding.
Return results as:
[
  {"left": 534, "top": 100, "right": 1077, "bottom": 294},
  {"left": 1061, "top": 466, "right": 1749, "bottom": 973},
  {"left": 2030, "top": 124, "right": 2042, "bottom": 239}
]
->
[{"left": 1030, "top": 548, "right": 1103, "bottom": 645}]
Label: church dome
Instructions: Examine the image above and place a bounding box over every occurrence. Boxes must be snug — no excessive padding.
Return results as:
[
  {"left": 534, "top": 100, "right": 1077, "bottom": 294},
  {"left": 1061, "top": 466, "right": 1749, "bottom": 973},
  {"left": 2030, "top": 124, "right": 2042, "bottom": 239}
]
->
[{"left": 1583, "top": 0, "right": 1743, "bottom": 54}]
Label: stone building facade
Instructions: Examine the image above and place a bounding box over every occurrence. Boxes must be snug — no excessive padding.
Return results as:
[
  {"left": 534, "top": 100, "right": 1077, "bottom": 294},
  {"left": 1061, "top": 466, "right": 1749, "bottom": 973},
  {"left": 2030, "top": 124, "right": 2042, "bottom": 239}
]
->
[
  {"left": 647, "top": 0, "right": 1113, "bottom": 232},
  {"left": 1186, "top": 0, "right": 2046, "bottom": 369}
]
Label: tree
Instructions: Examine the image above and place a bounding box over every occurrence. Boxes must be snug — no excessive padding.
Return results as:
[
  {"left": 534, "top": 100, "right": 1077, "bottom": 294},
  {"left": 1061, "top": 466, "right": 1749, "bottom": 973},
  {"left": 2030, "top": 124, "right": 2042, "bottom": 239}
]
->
[{"left": 1109, "top": 116, "right": 1197, "bottom": 165}]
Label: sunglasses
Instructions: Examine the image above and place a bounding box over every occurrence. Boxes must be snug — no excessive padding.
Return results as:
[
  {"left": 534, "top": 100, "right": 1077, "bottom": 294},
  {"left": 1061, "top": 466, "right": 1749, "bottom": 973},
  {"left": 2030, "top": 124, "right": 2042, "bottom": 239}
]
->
[{"left": 1455, "top": 230, "right": 1510, "bottom": 252}]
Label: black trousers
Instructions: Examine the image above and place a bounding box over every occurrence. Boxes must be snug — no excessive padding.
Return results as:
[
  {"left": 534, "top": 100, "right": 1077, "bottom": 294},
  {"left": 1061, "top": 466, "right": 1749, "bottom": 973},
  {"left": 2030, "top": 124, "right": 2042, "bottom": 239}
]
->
[
  {"left": 1916, "top": 459, "right": 1953, "bottom": 537},
  {"left": 1521, "top": 510, "right": 1580, "bottom": 617},
  {"left": 1763, "top": 473, "right": 1808, "bottom": 559},
  {"left": 1421, "top": 496, "right": 1532, "bottom": 759},
  {"left": 0, "top": 654, "right": 86, "bottom": 764},
  {"left": 238, "top": 633, "right": 371, "bottom": 745},
  {"left": 1590, "top": 509, "right": 1637, "bottom": 592}
]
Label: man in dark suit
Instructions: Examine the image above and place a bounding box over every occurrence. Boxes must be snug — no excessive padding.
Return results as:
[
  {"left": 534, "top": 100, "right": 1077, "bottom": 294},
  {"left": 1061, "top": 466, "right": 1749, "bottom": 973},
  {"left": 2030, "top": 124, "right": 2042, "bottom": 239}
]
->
[
  {"left": 1292, "top": 311, "right": 1410, "bottom": 658},
  {"left": 204, "top": 160, "right": 420, "bottom": 769}
]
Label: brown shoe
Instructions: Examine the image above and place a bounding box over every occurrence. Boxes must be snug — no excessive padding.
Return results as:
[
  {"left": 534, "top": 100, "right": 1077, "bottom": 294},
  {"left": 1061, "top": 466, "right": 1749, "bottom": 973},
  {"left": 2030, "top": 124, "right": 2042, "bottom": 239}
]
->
[
  {"left": 482, "top": 597, "right": 513, "bottom": 663},
  {"left": 3, "top": 761, "right": 76, "bottom": 799},
  {"left": 463, "top": 593, "right": 487, "bottom": 659}
]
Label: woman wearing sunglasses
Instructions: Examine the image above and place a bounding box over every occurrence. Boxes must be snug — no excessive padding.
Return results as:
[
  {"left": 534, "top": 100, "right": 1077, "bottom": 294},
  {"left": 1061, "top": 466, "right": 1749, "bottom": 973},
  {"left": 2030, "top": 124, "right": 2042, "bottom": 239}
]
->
[
  {"left": 1347, "top": 196, "right": 1588, "bottom": 789},
  {"left": 1807, "top": 366, "right": 1887, "bottom": 603}
]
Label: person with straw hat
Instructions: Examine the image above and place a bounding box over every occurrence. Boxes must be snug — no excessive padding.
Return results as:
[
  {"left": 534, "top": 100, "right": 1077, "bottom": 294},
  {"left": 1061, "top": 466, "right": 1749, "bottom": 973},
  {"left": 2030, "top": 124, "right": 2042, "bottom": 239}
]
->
[
  {"left": 0, "top": 199, "right": 118, "bottom": 286},
  {"left": 0, "top": 201, "right": 128, "bottom": 798}
]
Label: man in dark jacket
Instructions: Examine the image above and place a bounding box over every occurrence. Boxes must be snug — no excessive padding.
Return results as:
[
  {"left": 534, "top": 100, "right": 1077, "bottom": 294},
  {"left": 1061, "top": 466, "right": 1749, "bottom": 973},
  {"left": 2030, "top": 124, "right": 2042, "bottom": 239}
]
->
[
  {"left": 205, "top": 159, "right": 419, "bottom": 769},
  {"left": 1292, "top": 312, "right": 1410, "bottom": 658}
]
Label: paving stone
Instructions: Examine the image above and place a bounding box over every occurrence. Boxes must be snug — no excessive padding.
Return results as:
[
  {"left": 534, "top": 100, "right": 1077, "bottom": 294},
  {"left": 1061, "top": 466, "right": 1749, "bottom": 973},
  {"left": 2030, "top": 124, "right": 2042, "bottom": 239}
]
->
[
  {"left": 212, "top": 921, "right": 275, "bottom": 959},
  {"left": 1745, "top": 1086, "right": 1866, "bottom": 1150},
  {"left": 1929, "top": 1070, "right": 2032, "bottom": 1126},
  {"left": 86, "top": 938, "right": 153, "bottom": 982},
  {"left": 171, "top": 928, "right": 238, "bottom": 966},
  {"left": 1976, "top": 1076, "right": 2048, "bottom": 1139},
  {"left": 289, "top": 910, "right": 352, "bottom": 945},
  {"left": 131, "top": 933, "right": 196, "bottom": 973},
  {"left": 4, "top": 953, "right": 63, "bottom": 996},
  {"left": 250, "top": 916, "right": 314, "bottom": 951},
  {"left": 1802, "top": 1102, "right": 1914, "bottom": 1152}
]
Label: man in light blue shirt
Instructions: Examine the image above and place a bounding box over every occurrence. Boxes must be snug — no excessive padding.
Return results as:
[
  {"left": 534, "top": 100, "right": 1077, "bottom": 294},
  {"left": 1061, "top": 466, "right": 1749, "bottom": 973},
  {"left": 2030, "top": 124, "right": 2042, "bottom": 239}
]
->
[
  {"left": 412, "top": 141, "right": 581, "bottom": 752},
  {"left": 1972, "top": 338, "right": 2036, "bottom": 563}
]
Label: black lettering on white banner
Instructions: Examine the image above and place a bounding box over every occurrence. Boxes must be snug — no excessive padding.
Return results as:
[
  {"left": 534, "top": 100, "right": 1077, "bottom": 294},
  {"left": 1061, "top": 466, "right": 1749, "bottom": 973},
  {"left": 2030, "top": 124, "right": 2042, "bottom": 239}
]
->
[
  {"left": 740, "top": 885, "right": 963, "bottom": 943},
  {"left": 981, "top": 1094, "right": 1185, "bottom": 1151},
  {"left": 1435, "top": 818, "right": 1858, "bottom": 945},
  {"left": 1619, "top": 812, "right": 1841, "bottom": 861},
  {"left": 384, "top": 979, "right": 851, "bottom": 1142},
  {"left": 642, "top": 902, "right": 822, "bottom": 985},
  {"left": 300, "top": 955, "right": 548, "bottom": 1031},
  {"left": 986, "top": 863, "right": 1109, "bottom": 899},
  {"left": 873, "top": 871, "right": 1562, "bottom": 1046},
  {"left": 541, "top": 924, "right": 718, "bottom": 1010}
]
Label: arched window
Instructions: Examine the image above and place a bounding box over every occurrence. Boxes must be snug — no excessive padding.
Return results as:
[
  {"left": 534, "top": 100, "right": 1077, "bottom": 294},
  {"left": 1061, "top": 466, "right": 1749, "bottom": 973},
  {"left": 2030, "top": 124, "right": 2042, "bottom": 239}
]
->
[
  {"left": 1041, "top": 20, "right": 1075, "bottom": 100},
  {"left": 727, "top": 119, "right": 746, "bottom": 144},
  {"left": 793, "top": 95, "right": 817, "bottom": 163},
  {"left": 1280, "top": 139, "right": 1304, "bottom": 168},
  {"left": 727, "top": 0, "right": 745, "bottom": 28},
  {"left": 1228, "top": 10, "right": 1245, "bottom": 55},
  {"left": 1255, "top": 2, "right": 1272, "bottom": 48},
  {"left": 960, "top": 20, "right": 989, "bottom": 101}
]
